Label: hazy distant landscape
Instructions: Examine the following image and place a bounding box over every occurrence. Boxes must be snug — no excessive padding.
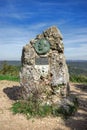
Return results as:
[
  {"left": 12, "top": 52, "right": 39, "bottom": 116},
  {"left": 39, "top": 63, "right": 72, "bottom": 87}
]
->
[
  {"left": 0, "top": 60, "right": 87, "bottom": 76},
  {"left": 67, "top": 60, "right": 87, "bottom": 76},
  {"left": 0, "top": 61, "right": 21, "bottom": 68}
]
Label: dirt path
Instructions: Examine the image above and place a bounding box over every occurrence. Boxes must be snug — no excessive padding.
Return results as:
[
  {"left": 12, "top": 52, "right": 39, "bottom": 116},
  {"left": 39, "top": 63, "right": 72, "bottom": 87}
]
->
[{"left": 0, "top": 80, "right": 87, "bottom": 130}]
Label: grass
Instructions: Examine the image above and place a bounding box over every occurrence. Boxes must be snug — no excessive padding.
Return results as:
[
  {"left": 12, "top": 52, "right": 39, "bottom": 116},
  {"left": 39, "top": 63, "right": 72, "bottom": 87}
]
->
[
  {"left": 11, "top": 96, "right": 78, "bottom": 119},
  {"left": 11, "top": 101, "right": 53, "bottom": 118},
  {"left": 0, "top": 74, "right": 19, "bottom": 81},
  {"left": 70, "top": 75, "right": 87, "bottom": 84},
  {"left": 0, "top": 61, "right": 20, "bottom": 81}
]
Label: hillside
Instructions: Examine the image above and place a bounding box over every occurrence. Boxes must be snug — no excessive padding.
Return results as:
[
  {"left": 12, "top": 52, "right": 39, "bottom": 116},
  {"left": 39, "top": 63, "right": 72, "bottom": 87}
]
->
[{"left": 67, "top": 60, "right": 87, "bottom": 76}]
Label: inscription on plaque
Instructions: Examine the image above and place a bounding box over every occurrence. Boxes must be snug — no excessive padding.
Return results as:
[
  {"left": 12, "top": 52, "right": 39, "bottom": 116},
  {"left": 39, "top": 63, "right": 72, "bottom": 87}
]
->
[
  {"left": 35, "top": 57, "right": 49, "bottom": 76},
  {"left": 35, "top": 57, "right": 48, "bottom": 65}
]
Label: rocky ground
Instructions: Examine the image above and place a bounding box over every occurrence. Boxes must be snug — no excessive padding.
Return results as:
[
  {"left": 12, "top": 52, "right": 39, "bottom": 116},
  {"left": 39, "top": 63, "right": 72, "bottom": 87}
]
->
[{"left": 0, "top": 80, "right": 87, "bottom": 130}]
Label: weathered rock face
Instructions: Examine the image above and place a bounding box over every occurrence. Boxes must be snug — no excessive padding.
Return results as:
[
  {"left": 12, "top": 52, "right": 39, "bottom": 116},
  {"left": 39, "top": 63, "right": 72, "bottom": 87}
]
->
[{"left": 20, "top": 26, "right": 70, "bottom": 104}]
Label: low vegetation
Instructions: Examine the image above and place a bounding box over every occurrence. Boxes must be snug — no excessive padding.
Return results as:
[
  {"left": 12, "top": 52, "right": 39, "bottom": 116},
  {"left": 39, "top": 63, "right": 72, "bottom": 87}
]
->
[
  {"left": 0, "top": 61, "right": 20, "bottom": 81},
  {"left": 0, "top": 75, "right": 19, "bottom": 81},
  {"left": 11, "top": 101, "right": 52, "bottom": 118},
  {"left": 70, "top": 75, "right": 87, "bottom": 83},
  {"left": 11, "top": 96, "right": 78, "bottom": 119}
]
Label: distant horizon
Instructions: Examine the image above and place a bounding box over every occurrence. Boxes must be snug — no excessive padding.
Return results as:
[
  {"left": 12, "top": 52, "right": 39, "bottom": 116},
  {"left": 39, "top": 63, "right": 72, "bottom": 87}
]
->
[{"left": 0, "top": 59, "right": 87, "bottom": 62}]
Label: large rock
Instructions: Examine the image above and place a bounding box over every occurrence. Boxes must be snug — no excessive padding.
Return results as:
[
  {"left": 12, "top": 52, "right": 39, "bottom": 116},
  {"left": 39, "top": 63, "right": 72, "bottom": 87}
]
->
[{"left": 20, "top": 26, "right": 70, "bottom": 104}]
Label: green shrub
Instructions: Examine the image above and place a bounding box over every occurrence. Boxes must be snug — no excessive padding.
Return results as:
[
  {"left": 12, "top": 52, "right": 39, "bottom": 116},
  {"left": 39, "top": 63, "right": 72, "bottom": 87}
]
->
[
  {"left": 0, "top": 61, "right": 20, "bottom": 76},
  {"left": 70, "top": 75, "right": 87, "bottom": 83},
  {"left": 11, "top": 101, "right": 52, "bottom": 118},
  {"left": 52, "top": 97, "right": 78, "bottom": 119},
  {"left": 0, "top": 61, "right": 20, "bottom": 81},
  {"left": 52, "top": 104, "right": 77, "bottom": 119}
]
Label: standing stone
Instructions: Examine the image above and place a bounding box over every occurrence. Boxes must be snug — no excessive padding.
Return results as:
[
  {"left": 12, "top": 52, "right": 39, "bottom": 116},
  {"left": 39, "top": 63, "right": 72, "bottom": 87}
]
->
[{"left": 20, "top": 26, "right": 70, "bottom": 104}]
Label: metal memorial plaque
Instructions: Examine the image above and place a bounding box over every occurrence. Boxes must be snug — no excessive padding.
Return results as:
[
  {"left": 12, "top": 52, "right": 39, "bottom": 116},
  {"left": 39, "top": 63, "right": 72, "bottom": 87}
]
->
[
  {"left": 35, "top": 57, "right": 48, "bottom": 65},
  {"left": 33, "top": 38, "right": 50, "bottom": 55}
]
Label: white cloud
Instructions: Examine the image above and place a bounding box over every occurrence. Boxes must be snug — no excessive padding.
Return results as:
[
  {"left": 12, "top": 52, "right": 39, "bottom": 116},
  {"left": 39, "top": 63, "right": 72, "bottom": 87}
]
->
[
  {"left": 35, "top": 0, "right": 83, "bottom": 6},
  {"left": 0, "top": 22, "right": 48, "bottom": 60},
  {"left": 63, "top": 27, "right": 87, "bottom": 47},
  {"left": 0, "top": 44, "right": 22, "bottom": 60},
  {"left": 65, "top": 44, "right": 87, "bottom": 60},
  {"left": 0, "top": 27, "right": 34, "bottom": 45},
  {"left": 60, "top": 27, "right": 87, "bottom": 60},
  {"left": 65, "top": 38, "right": 87, "bottom": 44},
  {"left": 0, "top": 12, "right": 33, "bottom": 19},
  {"left": 0, "top": 19, "right": 87, "bottom": 60}
]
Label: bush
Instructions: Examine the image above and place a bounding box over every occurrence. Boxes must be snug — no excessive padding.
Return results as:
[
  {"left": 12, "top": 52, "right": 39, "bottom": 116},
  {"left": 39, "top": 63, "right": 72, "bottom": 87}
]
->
[
  {"left": 70, "top": 75, "right": 87, "bottom": 83},
  {"left": 0, "top": 61, "right": 20, "bottom": 76},
  {"left": 0, "top": 61, "right": 20, "bottom": 81},
  {"left": 11, "top": 101, "right": 52, "bottom": 118}
]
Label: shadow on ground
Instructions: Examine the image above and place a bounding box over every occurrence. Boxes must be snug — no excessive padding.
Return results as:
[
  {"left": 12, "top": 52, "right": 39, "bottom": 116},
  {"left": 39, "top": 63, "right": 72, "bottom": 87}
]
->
[
  {"left": 3, "top": 86, "right": 22, "bottom": 100},
  {"left": 74, "top": 84, "right": 87, "bottom": 92},
  {"left": 65, "top": 112, "right": 87, "bottom": 130},
  {"left": 66, "top": 84, "right": 87, "bottom": 130},
  {"left": 54, "top": 83, "right": 87, "bottom": 130}
]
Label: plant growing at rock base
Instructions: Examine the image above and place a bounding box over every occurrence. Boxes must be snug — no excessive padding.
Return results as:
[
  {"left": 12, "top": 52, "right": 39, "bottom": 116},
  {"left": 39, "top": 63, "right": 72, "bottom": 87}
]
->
[{"left": 11, "top": 95, "right": 78, "bottom": 119}]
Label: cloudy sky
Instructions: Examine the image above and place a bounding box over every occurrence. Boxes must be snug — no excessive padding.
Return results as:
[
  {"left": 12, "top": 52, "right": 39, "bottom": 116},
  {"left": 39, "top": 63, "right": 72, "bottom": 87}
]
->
[{"left": 0, "top": 0, "right": 87, "bottom": 60}]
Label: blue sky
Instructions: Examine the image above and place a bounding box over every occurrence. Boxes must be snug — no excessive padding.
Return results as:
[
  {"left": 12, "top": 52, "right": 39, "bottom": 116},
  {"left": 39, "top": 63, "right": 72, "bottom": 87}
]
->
[{"left": 0, "top": 0, "right": 87, "bottom": 60}]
